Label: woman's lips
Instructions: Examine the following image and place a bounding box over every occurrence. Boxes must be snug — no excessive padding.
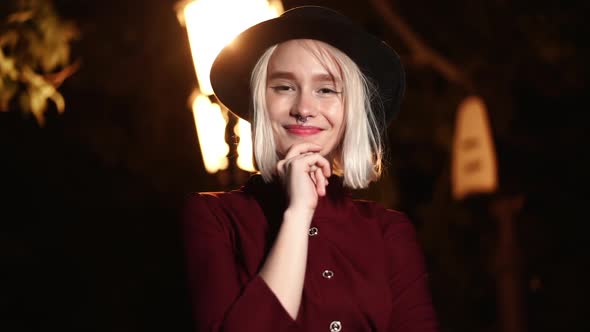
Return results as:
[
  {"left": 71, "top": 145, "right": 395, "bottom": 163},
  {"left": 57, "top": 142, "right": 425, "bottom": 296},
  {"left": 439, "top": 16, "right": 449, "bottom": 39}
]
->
[{"left": 284, "top": 125, "right": 323, "bottom": 136}]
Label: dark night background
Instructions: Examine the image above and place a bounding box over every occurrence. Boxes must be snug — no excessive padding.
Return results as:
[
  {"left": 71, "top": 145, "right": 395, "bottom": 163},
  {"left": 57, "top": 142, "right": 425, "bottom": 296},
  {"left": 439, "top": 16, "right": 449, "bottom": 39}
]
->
[{"left": 2, "top": 0, "right": 588, "bottom": 331}]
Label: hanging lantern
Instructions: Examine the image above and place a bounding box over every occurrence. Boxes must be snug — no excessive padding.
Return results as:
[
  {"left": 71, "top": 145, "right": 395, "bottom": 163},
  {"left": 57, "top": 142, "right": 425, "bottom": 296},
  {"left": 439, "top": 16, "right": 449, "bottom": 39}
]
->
[{"left": 451, "top": 96, "right": 498, "bottom": 200}]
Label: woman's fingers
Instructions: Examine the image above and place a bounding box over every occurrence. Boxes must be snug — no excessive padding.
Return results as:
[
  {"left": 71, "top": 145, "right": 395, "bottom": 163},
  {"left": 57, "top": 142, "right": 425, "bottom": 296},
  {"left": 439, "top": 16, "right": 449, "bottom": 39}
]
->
[
  {"left": 280, "top": 152, "right": 331, "bottom": 183},
  {"left": 276, "top": 159, "right": 286, "bottom": 177},
  {"left": 277, "top": 149, "right": 332, "bottom": 210},
  {"left": 277, "top": 143, "right": 322, "bottom": 177},
  {"left": 283, "top": 142, "right": 322, "bottom": 160},
  {"left": 308, "top": 164, "right": 328, "bottom": 196},
  {"left": 315, "top": 167, "right": 327, "bottom": 196},
  {"left": 308, "top": 168, "right": 318, "bottom": 189},
  {"left": 296, "top": 153, "right": 331, "bottom": 192},
  {"left": 284, "top": 152, "right": 330, "bottom": 177},
  {"left": 304, "top": 153, "right": 331, "bottom": 179},
  {"left": 278, "top": 145, "right": 330, "bottom": 177},
  {"left": 275, "top": 142, "right": 332, "bottom": 209}
]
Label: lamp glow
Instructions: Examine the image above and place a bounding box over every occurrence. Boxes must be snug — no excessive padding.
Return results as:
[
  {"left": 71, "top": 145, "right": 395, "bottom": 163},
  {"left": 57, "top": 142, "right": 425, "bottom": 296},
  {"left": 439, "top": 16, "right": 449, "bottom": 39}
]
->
[
  {"left": 177, "top": 0, "right": 283, "bottom": 174},
  {"left": 234, "top": 119, "right": 256, "bottom": 172},
  {"left": 191, "top": 94, "right": 229, "bottom": 173},
  {"left": 451, "top": 96, "right": 498, "bottom": 200},
  {"left": 181, "top": 0, "right": 281, "bottom": 95}
]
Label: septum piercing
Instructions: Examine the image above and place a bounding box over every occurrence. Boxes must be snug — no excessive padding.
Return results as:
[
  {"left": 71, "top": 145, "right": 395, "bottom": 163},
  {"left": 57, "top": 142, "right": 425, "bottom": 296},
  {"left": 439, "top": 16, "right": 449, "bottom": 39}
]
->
[{"left": 296, "top": 115, "right": 309, "bottom": 124}]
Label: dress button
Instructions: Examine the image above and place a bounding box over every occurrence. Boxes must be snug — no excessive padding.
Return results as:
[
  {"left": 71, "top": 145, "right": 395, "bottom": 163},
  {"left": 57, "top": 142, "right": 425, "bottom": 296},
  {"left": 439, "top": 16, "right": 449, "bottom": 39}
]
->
[
  {"left": 322, "top": 270, "right": 334, "bottom": 279},
  {"left": 308, "top": 227, "right": 318, "bottom": 236},
  {"left": 329, "top": 320, "right": 342, "bottom": 332}
]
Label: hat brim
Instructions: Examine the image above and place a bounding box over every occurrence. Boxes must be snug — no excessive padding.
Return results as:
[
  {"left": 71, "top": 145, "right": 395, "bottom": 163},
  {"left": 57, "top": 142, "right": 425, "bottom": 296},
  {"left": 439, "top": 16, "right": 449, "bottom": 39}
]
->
[{"left": 210, "top": 6, "right": 405, "bottom": 127}]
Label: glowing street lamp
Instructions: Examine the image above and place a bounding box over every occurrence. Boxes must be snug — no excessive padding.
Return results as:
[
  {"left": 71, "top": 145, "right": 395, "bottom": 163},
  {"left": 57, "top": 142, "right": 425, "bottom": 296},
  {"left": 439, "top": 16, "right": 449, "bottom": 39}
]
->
[
  {"left": 179, "top": 0, "right": 282, "bottom": 96},
  {"left": 176, "top": 0, "right": 283, "bottom": 174},
  {"left": 191, "top": 94, "right": 230, "bottom": 173},
  {"left": 234, "top": 118, "right": 255, "bottom": 172}
]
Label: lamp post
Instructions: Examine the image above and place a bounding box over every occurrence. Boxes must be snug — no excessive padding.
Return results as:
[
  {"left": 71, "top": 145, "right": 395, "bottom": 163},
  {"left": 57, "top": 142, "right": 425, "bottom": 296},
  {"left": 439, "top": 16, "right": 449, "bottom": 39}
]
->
[
  {"left": 175, "top": 0, "right": 283, "bottom": 184},
  {"left": 452, "top": 95, "right": 526, "bottom": 332}
]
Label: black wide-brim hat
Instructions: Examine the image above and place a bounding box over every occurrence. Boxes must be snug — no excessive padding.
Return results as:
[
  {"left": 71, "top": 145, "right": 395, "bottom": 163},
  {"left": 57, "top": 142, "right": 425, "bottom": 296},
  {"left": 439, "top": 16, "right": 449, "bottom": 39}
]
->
[{"left": 210, "top": 6, "right": 405, "bottom": 129}]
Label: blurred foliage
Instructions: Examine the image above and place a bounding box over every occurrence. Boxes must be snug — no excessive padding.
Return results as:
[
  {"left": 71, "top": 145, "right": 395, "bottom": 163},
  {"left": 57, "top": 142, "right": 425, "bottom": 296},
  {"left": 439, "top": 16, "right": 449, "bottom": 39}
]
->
[{"left": 0, "top": 0, "right": 78, "bottom": 126}]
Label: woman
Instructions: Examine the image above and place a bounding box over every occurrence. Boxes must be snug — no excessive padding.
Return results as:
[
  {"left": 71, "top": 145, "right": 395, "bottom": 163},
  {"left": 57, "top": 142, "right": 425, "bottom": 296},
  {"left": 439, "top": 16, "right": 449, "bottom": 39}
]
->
[{"left": 183, "top": 6, "right": 438, "bottom": 332}]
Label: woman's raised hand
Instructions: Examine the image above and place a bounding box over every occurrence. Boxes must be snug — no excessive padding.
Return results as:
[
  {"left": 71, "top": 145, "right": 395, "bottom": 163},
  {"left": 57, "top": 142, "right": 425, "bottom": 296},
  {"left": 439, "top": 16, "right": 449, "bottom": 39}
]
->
[{"left": 276, "top": 143, "right": 331, "bottom": 212}]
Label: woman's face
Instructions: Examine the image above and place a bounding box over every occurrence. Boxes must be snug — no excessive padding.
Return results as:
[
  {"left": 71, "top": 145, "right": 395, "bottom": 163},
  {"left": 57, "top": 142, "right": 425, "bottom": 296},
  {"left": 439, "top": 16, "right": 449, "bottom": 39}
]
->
[{"left": 265, "top": 40, "right": 345, "bottom": 158}]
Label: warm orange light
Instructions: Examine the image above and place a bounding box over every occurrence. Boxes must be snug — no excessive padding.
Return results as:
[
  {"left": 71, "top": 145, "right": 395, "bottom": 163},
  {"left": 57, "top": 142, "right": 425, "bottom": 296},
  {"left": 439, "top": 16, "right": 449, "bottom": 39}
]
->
[
  {"left": 191, "top": 94, "right": 229, "bottom": 173},
  {"left": 234, "top": 118, "right": 256, "bottom": 172},
  {"left": 178, "top": 0, "right": 283, "bottom": 95},
  {"left": 451, "top": 96, "right": 498, "bottom": 200},
  {"left": 176, "top": 0, "right": 283, "bottom": 174}
]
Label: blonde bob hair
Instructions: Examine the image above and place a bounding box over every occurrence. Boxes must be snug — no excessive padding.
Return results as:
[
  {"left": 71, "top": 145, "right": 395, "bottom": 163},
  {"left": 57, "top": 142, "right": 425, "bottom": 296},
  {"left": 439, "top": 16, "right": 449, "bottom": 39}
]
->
[{"left": 250, "top": 39, "right": 384, "bottom": 189}]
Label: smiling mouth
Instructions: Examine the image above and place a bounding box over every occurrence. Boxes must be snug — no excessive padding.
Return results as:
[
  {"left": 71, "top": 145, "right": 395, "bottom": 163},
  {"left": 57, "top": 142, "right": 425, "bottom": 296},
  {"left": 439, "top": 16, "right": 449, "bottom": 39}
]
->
[{"left": 284, "top": 125, "right": 323, "bottom": 136}]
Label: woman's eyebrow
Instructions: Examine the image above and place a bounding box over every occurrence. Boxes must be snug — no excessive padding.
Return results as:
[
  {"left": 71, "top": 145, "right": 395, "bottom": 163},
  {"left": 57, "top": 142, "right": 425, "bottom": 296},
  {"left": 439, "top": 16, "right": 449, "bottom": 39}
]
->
[
  {"left": 267, "top": 71, "right": 337, "bottom": 83},
  {"left": 267, "top": 71, "right": 296, "bottom": 80},
  {"left": 312, "top": 73, "right": 336, "bottom": 83}
]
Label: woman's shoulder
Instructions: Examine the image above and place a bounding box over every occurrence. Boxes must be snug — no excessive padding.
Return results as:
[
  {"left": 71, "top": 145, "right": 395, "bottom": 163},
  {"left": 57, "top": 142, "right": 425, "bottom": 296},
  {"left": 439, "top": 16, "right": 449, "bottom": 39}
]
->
[
  {"left": 182, "top": 188, "right": 264, "bottom": 240},
  {"left": 351, "top": 199, "right": 409, "bottom": 221},
  {"left": 351, "top": 199, "right": 415, "bottom": 235},
  {"left": 184, "top": 187, "right": 254, "bottom": 212},
  {"left": 184, "top": 189, "right": 241, "bottom": 203}
]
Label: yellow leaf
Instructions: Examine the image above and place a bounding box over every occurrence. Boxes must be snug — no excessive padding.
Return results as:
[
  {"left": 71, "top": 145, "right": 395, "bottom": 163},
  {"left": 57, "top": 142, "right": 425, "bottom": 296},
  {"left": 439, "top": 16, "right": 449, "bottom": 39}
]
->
[{"left": 6, "top": 11, "right": 33, "bottom": 24}]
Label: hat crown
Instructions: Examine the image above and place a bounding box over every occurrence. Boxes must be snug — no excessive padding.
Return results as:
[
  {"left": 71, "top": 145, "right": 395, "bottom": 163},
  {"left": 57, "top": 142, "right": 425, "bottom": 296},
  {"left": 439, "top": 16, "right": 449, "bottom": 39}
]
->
[{"left": 281, "top": 6, "right": 352, "bottom": 24}]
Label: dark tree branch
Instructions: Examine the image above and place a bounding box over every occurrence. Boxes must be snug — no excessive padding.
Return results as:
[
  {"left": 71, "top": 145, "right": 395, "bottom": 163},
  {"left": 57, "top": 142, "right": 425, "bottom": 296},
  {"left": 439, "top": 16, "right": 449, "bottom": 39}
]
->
[{"left": 368, "top": 0, "right": 474, "bottom": 90}]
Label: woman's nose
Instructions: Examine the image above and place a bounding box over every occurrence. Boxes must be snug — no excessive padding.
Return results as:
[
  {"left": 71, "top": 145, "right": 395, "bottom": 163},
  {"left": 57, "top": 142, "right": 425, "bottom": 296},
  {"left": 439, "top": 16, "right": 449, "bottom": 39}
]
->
[{"left": 290, "top": 91, "right": 317, "bottom": 118}]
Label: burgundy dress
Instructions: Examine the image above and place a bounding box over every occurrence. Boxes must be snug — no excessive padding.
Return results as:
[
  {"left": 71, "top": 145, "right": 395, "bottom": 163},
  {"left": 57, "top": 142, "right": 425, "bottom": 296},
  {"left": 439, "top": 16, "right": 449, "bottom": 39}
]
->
[{"left": 183, "top": 174, "right": 438, "bottom": 332}]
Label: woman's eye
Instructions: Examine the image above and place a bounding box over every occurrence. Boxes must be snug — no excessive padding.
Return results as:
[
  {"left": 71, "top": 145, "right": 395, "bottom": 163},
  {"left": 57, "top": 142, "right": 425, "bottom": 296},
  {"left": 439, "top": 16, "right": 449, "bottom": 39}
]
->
[
  {"left": 271, "top": 85, "right": 294, "bottom": 92},
  {"left": 317, "top": 88, "right": 338, "bottom": 94}
]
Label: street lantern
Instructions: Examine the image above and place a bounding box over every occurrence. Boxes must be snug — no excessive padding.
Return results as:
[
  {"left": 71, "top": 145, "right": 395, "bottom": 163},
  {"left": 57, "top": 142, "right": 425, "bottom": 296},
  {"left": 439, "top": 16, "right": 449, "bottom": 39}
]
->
[
  {"left": 176, "top": 0, "right": 283, "bottom": 174},
  {"left": 234, "top": 118, "right": 256, "bottom": 172},
  {"left": 191, "top": 94, "right": 229, "bottom": 173}
]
